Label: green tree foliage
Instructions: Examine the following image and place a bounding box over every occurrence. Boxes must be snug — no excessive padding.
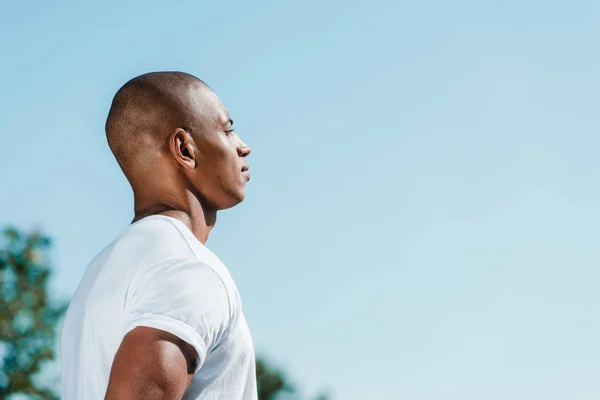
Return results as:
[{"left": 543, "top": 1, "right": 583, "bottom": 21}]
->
[
  {"left": 256, "top": 358, "right": 329, "bottom": 400},
  {"left": 256, "top": 358, "right": 294, "bottom": 399},
  {"left": 0, "top": 227, "right": 66, "bottom": 399}
]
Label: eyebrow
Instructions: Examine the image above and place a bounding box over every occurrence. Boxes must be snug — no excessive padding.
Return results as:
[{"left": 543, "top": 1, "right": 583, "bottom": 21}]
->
[{"left": 225, "top": 118, "right": 233, "bottom": 127}]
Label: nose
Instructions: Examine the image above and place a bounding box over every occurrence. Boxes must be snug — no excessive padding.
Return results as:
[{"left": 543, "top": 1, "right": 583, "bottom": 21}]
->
[{"left": 237, "top": 139, "right": 251, "bottom": 158}]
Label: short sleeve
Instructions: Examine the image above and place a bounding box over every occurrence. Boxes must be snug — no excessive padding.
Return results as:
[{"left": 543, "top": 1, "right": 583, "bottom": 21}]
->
[{"left": 124, "top": 258, "right": 231, "bottom": 373}]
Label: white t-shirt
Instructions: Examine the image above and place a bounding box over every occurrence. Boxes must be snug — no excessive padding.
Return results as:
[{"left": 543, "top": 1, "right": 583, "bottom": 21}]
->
[{"left": 60, "top": 215, "right": 257, "bottom": 400}]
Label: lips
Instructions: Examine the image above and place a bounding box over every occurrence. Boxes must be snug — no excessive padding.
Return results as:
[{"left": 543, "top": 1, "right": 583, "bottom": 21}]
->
[{"left": 241, "top": 164, "right": 251, "bottom": 180}]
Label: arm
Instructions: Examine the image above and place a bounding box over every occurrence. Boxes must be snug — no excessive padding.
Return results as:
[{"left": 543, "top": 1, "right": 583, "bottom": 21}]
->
[
  {"left": 107, "top": 259, "right": 231, "bottom": 399},
  {"left": 104, "top": 326, "right": 198, "bottom": 400}
]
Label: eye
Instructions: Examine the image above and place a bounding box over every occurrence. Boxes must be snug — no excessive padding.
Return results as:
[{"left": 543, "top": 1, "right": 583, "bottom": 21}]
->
[{"left": 224, "top": 129, "right": 234, "bottom": 136}]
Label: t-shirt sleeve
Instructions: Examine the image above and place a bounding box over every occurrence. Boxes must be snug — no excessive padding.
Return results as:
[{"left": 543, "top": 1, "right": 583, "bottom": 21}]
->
[{"left": 123, "top": 258, "right": 231, "bottom": 373}]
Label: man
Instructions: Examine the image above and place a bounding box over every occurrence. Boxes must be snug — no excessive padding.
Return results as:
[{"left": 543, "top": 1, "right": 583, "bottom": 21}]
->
[{"left": 60, "top": 71, "right": 257, "bottom": 399}]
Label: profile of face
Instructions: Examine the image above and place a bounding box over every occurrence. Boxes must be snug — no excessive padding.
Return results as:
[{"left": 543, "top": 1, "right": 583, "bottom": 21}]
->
[{"left": 169, "top": 85, "right": 251, "bottom": 211}]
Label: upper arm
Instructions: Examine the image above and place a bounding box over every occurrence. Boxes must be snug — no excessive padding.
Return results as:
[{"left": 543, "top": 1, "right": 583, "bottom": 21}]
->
[
  {"left": 106, "top": 259, "right": 231, "bottom": 399},
  {"left": 104, "top": 326, "right": 197, "bottom": 400}
]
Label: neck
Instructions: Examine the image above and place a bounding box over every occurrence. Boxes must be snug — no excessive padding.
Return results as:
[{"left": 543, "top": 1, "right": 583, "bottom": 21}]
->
[{"left": 132, "top": 189, "right": 216, "bottom": 244}]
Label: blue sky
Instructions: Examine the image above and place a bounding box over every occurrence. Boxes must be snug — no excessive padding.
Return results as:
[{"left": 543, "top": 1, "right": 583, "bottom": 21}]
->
[{"left": 1, "top": 0, "right": 600, "bottom": 398}]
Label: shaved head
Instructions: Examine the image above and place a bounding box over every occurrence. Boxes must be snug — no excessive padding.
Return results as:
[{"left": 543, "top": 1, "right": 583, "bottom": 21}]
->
[
  {"left": 105, "top": 71, "right": 251, "bottom": 220},
  {"left": 106, "top": 71, "right": 211, "bottom": 175}
]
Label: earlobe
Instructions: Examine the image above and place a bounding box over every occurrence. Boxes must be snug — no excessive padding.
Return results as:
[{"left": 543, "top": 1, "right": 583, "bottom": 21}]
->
[{"left": 171, "top": 129, "right": 196, "bottom": 169}]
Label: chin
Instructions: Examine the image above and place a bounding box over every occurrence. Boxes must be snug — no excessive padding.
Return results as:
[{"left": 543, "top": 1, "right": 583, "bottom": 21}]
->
[{"left": 217, "top": 191, "right": 246, "bottom": 211}]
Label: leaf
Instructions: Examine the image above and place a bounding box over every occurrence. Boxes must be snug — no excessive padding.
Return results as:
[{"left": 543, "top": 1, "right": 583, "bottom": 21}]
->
[{"left": 1, "top": 227, "right": 66, "bottom": 398}]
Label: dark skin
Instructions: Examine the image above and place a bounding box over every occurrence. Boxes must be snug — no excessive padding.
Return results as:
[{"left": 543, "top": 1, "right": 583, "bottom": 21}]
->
[
  {"left": 104, "top": 81, "right": 251, "bottom": 399},
  {"left": 104, "top": 328, "right": 197, "bottom": 400}
]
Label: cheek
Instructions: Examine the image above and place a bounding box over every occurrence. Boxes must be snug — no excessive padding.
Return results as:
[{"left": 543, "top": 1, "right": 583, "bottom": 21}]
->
[
  {"left": 200, "top": 155, "right": 237, "bottom": 187},
  {"left": 196, "top": 139, "right": 239, "bottom": 182},
  {"left": 201, "top": 137, "right": 233, "bottom": 162}
]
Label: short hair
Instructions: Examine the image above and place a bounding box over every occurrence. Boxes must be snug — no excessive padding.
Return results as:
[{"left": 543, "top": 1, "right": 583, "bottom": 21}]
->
[{"left": 105, "top": 71, "right": 208, "bottom": 175}]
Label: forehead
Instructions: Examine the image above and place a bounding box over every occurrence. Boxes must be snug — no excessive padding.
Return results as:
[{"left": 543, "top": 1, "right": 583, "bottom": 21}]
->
[{"left": 187, "top": 85, "right": 230, "bottom": 127}]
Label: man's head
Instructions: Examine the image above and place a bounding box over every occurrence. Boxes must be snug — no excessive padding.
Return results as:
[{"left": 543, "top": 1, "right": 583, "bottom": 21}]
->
[{"left": 105, "top": 72, "right": 251, "bottom": 212}]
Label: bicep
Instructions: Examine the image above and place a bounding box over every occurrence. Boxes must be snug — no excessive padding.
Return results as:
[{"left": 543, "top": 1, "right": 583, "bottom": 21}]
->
[{"left": 104, "top": 326, "right": 197, "bottom": 400}]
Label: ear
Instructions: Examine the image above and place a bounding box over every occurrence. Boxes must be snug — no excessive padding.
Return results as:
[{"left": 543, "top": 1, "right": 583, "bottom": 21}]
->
[{"left": 169, "top": 128, "right": 197, "bottom": 169}]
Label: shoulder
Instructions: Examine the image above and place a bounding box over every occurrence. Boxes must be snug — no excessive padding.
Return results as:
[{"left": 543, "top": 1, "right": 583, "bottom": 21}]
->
[
  {"left": 130, "top": 258, "right": 231, "bottom": 312},
  {"left": 126, "top": 258, "right": 234, "bottom": 353},
  {"left": 113, "top": 216, "right": 197, "bottom": 267}
]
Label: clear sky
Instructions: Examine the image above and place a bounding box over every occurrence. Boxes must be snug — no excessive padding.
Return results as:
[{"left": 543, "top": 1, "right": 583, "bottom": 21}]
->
[{"left": 1, "top": 1, "right": 600, "bottom": 399}]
